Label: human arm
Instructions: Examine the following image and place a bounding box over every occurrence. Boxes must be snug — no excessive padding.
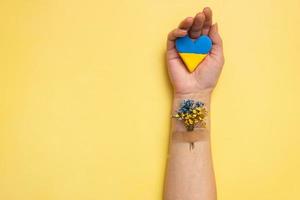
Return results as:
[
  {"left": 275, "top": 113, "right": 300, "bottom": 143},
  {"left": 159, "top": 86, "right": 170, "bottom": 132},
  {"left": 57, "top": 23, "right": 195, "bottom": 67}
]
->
[{"left": 163, "top": 7, "right": 224, "bottom": 200}]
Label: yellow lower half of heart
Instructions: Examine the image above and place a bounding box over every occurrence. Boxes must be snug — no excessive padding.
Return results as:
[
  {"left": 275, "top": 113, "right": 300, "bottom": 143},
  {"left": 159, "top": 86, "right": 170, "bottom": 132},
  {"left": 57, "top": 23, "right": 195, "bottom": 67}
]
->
[{"left": 179, "top": 53, "right": 207, "bottom": 72}]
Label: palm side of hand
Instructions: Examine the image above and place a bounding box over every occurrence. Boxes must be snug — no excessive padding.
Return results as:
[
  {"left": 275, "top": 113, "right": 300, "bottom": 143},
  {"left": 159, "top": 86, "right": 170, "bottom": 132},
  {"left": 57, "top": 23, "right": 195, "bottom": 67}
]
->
[{"left": 167, "top": 7, "right": 224, "bottom": 95}]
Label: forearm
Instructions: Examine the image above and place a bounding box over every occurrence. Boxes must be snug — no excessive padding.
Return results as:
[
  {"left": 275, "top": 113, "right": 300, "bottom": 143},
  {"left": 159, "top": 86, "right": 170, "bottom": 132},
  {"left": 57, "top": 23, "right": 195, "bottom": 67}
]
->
[{"left": 164, "top": 92, "right": 217, "bottom": 200}]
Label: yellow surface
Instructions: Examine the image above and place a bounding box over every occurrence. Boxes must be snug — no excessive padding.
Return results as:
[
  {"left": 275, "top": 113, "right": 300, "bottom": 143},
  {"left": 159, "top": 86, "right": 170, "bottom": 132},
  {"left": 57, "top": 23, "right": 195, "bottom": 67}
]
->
[
  {"left": 179, "top": 53, "right": 207, "bottom": 72},
  {"left": 1, "top": 0, "right": 300, "bottom": 200}
]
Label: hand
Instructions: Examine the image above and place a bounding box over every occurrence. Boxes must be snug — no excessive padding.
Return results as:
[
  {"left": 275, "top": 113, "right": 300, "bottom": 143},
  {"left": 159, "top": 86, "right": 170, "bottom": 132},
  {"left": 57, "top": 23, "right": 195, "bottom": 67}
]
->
[{"left": 166, "top": 7, "right": 224, "bottom": 96}]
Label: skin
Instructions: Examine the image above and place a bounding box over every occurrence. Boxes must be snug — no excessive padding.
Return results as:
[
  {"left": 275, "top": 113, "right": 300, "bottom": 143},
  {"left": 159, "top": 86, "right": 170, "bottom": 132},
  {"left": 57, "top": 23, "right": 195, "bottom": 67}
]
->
[{"left": 164, "top": 7, "right": 224, "bottom": 200}]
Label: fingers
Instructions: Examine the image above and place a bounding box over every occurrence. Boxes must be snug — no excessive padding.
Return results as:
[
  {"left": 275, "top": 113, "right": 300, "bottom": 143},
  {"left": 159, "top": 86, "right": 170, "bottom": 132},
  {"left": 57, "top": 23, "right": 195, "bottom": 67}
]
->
[
  {"left": 168, "top": 28, "right": 187, "bottom": 41},
  {"left": 189, "top": 7, "right": 212, "bottom": 38},
  {"left": 179, "top": 17, "right": 194, "bottom": 30},
  {"left": 202, "top": 7, "right": 213, "bottom": 35},
  {"left": 167, "top": 17, "right": 194, "bottom": 50},
  {"left": 189, "top": 12, "right": 205, "bottom": 39},
  {"left": 167, "top": 29, "right": 187, "bottom": 50},
  {"left": 167, "top": 7, "right": 214, "bottom": 51},
  {"left": 209, "top": 23, "right": 222, "bottom": 47}
]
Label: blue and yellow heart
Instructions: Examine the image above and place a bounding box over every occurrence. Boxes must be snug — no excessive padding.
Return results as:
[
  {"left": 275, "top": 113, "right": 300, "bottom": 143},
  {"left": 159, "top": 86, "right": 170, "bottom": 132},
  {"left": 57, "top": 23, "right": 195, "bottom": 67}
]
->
[{"left": 175, "top": 35, "right": 212, "bottom": 72}]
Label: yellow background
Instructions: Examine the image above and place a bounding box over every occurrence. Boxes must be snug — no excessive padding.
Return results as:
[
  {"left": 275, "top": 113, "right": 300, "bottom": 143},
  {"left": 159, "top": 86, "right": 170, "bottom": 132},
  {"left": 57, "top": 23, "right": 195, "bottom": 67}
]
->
[{"left": 1, "top": 0, "right": 300, "bottom": 199}]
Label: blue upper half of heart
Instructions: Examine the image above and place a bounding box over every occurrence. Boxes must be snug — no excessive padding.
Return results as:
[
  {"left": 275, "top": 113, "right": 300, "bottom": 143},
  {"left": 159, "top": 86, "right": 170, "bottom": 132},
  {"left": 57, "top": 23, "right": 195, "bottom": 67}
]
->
[{"left": 175, "top": 35, "right": 212, "bottom": 54}]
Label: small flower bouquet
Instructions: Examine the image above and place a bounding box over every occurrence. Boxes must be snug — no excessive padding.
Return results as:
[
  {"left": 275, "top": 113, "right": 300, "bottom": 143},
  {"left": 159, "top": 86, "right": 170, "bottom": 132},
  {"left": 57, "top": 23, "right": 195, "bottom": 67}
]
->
[{"left": 173, "top": 99, "right": 207, "bottom": 131}]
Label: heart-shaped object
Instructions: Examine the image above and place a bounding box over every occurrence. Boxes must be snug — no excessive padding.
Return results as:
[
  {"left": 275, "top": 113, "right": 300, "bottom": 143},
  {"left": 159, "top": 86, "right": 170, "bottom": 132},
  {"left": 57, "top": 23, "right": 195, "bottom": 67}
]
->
[{"left": 175, "top": 35, "right": 212, "bottom": 72}]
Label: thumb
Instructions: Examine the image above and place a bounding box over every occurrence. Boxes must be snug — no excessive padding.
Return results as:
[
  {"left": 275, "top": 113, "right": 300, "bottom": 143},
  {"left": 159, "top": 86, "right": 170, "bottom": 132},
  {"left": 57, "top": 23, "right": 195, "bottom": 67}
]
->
[{"left": 209, "top": 23, "right": 223, "bottom": 47}]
